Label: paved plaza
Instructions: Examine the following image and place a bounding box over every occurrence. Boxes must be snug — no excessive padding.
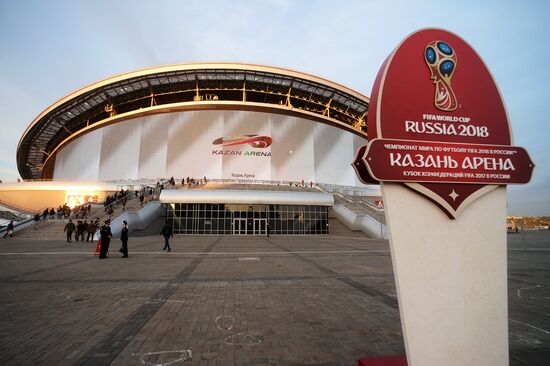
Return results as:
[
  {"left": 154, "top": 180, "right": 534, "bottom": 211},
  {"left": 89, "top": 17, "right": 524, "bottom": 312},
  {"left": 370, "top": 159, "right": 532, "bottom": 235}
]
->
[{"left": 0, "top": 231, "right": 549, "bottom": 365}]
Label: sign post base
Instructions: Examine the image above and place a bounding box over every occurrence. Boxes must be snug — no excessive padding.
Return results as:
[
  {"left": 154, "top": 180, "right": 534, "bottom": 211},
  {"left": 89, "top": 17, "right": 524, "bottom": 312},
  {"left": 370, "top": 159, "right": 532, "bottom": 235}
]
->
[{"left": 383, "top": 183, "right": 509, "bottom": 366}]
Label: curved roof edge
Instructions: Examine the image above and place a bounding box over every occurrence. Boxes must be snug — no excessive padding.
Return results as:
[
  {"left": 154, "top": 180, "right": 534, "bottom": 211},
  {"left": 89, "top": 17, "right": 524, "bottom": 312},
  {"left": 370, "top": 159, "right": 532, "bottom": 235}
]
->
[
  {"left": 19, "top": 62, "right": 369, "bottom": 146},
  {"left": 18, "top": 62, "right": 371, "bottom": 180}
]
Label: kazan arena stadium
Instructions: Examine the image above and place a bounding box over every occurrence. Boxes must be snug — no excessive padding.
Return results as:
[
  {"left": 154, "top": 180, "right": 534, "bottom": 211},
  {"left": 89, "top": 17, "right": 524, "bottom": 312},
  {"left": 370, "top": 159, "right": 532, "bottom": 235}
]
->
[{"left": 1, "top": 63, "right": 385, "bottom": 237}]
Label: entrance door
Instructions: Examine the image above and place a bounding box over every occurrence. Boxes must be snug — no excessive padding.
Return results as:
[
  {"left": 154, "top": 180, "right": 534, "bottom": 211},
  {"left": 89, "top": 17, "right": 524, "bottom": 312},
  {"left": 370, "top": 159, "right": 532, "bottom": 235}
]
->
[
  {"left": 253, "top": 219, "right": 267, "bottom": 235},
  {"left": 233, "top": 218, "right": 247, "bottom": 235}
]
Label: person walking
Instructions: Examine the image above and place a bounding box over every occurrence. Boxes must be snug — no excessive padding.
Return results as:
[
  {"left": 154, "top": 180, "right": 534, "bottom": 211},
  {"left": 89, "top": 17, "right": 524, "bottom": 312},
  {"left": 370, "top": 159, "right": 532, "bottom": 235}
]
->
[
  {"left": 75, "top": 221, "right": 83, "bottom": 241},
  {"left": 81, "top": 220, "right": 88, "bottom": 241},
  {"left": 267, "top": 221, "right": 270, "bottom": 238},
  {"left": 3, "top": 220, "right": 14, "bottom": 238},
  {"left": 99, "top": 220, "right": 113, "bottom": 259},
  {"left": 160, "top": 221, "right": 173, "bottom": 252},
  {"left": 64, "top": 219, "right": 75, "bottom": 243},
  {"left": 86, "top": 220, "right": 96, "bottom": 242},
  {"left": 120, "top": 220, "right": 129, "bottom": 258},
  {"left": 33, "top": 212, "right": 41, "bottom": 230}
]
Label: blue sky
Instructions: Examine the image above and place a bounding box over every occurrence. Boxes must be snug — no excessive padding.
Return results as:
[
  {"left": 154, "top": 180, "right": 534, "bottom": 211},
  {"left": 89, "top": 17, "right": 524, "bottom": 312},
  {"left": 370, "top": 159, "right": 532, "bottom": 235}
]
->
[{"left": 0, "top": 0, "right": 548, "bottom": 215}]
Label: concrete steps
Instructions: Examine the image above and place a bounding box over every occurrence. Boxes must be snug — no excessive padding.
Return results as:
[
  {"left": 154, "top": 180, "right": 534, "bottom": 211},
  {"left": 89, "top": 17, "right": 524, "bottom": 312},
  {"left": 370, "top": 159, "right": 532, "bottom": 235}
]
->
[
  {"left": 329, "top": 218, "right": 367, "bottom": 238},
  {"left": 14, "top": 219, "right": 67, "bottom": 239},
  {"left": 15, "top": 197, "right": 143, "bottom": 240}
]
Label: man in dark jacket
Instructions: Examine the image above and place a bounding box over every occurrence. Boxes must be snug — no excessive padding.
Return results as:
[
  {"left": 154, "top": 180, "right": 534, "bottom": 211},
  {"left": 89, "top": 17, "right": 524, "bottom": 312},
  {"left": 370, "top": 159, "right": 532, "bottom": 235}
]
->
[
  {"left": 86, "top": 221, "right": 96, "bottom": 242},
  {"left": 120, "top": 220, "right": 129, "bottom": 258},
  {"left": 33, "top": 213, "right": 41, "bottom": 230},
  {"left": 99, "top": 220, "right": 113, "bottom": 259},
  {"left": 75, "top": 221, "right": 83, "bottom": 241},
  {"left": 160, "top": 221, "right": 173, "bottom": 252},
  {"left": 81, "top": 221, "right": 88, "bottom": 241},
  {"left": 64, "top": 219, "right": 75, "bottom": 243}
]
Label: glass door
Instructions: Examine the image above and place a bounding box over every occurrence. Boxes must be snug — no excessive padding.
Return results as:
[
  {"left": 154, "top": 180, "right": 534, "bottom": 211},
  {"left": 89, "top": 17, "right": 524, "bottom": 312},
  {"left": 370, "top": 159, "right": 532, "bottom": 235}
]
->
[
  {"left": 233, "top": 218, "right": 247, "bottom": 235},
  {"left": 253, "top": 219, "right": 267, "bottom": 235}
]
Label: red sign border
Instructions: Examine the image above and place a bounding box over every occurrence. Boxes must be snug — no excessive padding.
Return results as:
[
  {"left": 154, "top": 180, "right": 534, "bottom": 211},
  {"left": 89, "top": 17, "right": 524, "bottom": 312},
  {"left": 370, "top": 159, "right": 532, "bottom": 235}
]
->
[{"left": 362, "top": 138, "right": 535, "bottom": 185}]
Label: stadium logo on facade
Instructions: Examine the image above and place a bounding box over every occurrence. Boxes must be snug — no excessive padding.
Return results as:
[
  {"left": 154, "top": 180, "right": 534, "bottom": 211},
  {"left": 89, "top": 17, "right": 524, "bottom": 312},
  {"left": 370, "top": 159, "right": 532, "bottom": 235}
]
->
[
  {"left": 425, "top": 40, "right": 458, "bottom": 111},
  {"left": 212, "top": 135, "right": 272, "bottom": 148}
]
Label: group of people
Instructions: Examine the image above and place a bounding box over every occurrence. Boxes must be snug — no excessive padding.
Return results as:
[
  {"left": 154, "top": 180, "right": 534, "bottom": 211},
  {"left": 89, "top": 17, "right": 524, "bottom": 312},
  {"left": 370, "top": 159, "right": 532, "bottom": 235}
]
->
[
  {"left": 155, "top": 176, "right": 208, "bottom": 190},
  {"left": 96, "top": 219, "right": 128, "bottom": 259},
  {"left": 95, "top": 220, "right": 173, "bottom": 259},
  {"left": 288, "top": 180, "right": 314, "bottom": 188},
  {"left": 63, "top": 218, "right": 99, "bottom": 243},
  {"left": 104, "top": 189, "right": 130, "bottom": 210},
  {"left": 182, "top": 176, "right": 207, "bottom": 188},
  {"left": 34, "top": 204, "right": 92, "bottom": 224},
  {"left": 138, "top": 188, "right": 155, "bottom": 207},
  {"left": 4, "top": 215, "right": 175, "bottom": 258}
]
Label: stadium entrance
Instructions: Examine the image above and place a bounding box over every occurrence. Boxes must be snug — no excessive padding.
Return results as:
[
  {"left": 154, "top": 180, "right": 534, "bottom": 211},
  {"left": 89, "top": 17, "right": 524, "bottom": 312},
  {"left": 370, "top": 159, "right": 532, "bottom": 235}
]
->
[
  {"left": 168, "top": 203, "right": 329, "bottom": 235},
  {"left": 161, "top": 190, "right": 334, "bottom": 236},
  {"left": 232, "top": 218, "right": 267, "bottom": 235}
]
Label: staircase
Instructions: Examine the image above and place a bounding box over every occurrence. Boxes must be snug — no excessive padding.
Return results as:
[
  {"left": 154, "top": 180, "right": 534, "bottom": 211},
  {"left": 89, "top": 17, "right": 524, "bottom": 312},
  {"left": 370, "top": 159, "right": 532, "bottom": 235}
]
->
[
  {"left": 14, "top": 195, "right": 145, "bottom": 240},
  {"left": 332, "top": 193, "right": 386, "bottom": 224},
  {"left": 329, "top": 218, "right": 367, "bottom": 237}
]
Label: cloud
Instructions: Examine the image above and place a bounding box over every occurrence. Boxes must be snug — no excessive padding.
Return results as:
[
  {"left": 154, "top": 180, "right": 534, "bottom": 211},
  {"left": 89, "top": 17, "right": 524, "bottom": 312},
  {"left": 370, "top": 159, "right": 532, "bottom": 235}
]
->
[{"left": 0, "top": 0, "right": 549, "bottom": 214}]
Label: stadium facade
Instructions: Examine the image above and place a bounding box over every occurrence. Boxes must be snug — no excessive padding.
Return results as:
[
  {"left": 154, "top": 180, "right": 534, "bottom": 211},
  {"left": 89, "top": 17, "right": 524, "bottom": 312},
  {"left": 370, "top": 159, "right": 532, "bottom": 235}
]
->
[
  {"left": 17, "top": 63, "right": 369, "bottom": 184},
  {"left": 9, "top": 63, "right": 378, "bottom": 236}
]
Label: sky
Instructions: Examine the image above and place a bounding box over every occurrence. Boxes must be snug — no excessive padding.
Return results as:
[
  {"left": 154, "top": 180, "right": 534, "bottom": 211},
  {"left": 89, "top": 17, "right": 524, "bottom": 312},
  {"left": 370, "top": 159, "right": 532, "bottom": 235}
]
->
[{"left": 0, "top": 0, "right": 548, "bottom": 215}]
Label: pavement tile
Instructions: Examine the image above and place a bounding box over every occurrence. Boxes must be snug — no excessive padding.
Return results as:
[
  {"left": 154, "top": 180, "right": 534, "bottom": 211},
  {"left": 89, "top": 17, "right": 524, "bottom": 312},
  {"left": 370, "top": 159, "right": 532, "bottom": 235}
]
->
[{"left": 0, "top": 232, "right": 548, "bottom": 365}]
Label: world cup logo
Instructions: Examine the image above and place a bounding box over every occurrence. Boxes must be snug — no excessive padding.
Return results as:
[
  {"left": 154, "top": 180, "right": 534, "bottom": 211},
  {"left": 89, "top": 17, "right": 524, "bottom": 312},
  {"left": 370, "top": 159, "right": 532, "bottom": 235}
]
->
[{"left": 425, "top": 41, "right": 458, "bottom": 111}]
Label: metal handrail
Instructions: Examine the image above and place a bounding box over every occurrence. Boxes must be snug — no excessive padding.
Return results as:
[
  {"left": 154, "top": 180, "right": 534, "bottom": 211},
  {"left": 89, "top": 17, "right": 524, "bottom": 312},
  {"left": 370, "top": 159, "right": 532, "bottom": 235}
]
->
[
  {"left": 0, "top": 205, "right": 57, "bottom": 234},
  {"left": 0, "top": 217, "right": 34, "bottom": 235}
]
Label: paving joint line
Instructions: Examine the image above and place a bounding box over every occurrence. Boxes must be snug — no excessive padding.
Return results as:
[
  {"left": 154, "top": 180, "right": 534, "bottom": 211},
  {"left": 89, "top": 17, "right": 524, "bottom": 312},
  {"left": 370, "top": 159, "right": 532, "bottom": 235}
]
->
[
  {"left": 260, "top": 236, "right": 399, "bottom": 311},
  {"left": 75, "top": 235, "right": 223, "bottom": 365}
]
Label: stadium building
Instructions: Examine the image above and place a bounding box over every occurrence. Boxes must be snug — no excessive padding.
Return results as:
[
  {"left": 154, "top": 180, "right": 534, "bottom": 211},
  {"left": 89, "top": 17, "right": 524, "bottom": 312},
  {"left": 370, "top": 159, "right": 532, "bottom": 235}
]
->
[{"left": 2, "top": 63, "right": 384, "bottom": 237}]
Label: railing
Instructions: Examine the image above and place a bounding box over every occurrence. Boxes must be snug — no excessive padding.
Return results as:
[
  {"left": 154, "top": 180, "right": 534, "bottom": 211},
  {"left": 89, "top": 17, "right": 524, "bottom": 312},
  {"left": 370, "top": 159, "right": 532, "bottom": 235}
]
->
[
  {"left": 2, "top": 178, "right": 379, "bottom": 192},
  {"left": 317, "top": 183, "right": 380, "bottom": 197},
  {"left": 0, "top": 205, "right": 60, "bottom": 235},
  {"left": 99, "top": 188, "right": 158, "bottom": 216},
  {"left": 0, "top": 217, "right": 34, "bottom": 236},
  {"left": 332, "top": 192, "right": 386, "bottom": 223},
  {"left": 0, "top": 208, "right": 32, "bottom": 221}
]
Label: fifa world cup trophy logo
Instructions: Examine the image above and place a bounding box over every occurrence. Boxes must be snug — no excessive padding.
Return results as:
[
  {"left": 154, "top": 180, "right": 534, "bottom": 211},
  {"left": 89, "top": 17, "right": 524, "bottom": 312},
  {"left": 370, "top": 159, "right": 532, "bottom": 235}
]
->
[{"left": 425, "top": 41, "right": 458, "bottom": 111}]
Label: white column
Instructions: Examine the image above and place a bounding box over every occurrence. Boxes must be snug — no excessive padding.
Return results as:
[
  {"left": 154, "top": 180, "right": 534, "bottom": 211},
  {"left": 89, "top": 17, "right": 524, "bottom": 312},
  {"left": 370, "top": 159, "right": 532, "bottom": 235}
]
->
[{"left": 382, "top": 182, "right": 508, "bottom": 366}]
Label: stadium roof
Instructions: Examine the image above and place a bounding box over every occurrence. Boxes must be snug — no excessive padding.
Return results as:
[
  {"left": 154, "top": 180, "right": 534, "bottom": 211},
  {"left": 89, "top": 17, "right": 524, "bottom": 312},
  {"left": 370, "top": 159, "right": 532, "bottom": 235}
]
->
[{"left": 17, "top": 63, "right": 370, "bottom": 179}]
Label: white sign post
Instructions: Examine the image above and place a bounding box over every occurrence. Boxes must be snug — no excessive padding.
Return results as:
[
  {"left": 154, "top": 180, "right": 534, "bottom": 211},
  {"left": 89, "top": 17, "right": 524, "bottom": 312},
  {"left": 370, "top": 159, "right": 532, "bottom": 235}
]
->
[
  {"left": 383, "top": 183, "right": 508, "bottom": 365},
  {"left": 353, "top": 28, "right": 534, "bottom": 366}
]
